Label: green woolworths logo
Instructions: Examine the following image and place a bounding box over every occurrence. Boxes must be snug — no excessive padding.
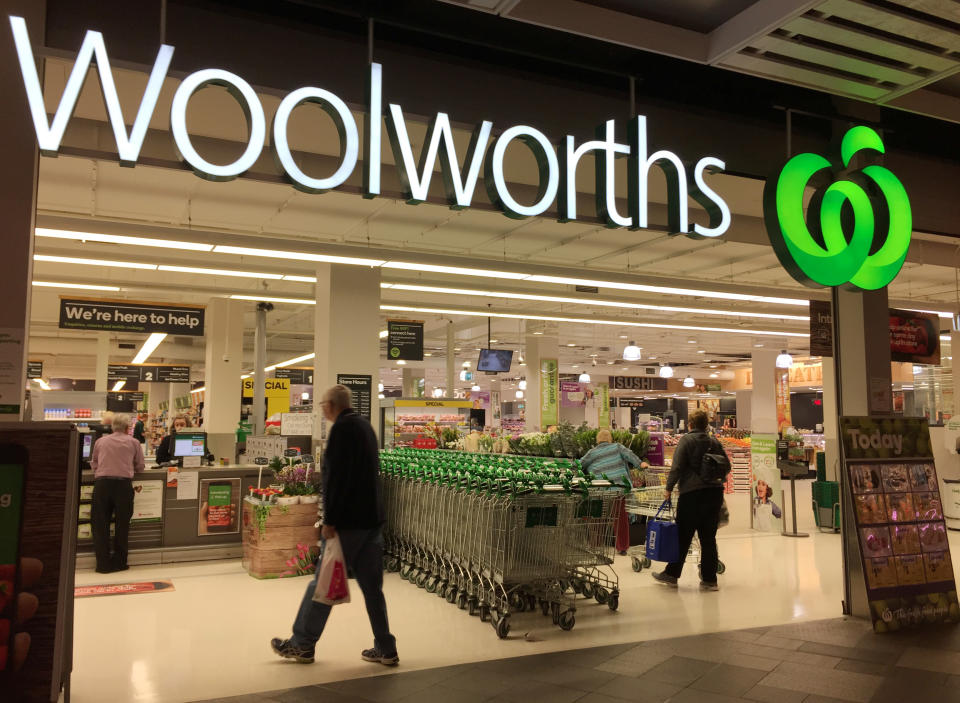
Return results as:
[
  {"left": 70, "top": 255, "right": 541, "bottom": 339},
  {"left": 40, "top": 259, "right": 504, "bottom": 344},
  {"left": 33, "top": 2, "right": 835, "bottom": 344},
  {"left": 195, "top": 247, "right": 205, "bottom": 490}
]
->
[{"left": 763, "top": 126, "right": 912, "bottom": 291}]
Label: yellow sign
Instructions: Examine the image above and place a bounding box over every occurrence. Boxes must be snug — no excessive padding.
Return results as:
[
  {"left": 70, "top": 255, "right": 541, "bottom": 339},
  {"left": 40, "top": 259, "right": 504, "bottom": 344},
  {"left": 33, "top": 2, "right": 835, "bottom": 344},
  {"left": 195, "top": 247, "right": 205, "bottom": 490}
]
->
[
  {"left": 242, "top": 378, "right": 291, "bottom": 397},
  {"left": 393, "top": 399, "right": 473, "bottom": 408}
]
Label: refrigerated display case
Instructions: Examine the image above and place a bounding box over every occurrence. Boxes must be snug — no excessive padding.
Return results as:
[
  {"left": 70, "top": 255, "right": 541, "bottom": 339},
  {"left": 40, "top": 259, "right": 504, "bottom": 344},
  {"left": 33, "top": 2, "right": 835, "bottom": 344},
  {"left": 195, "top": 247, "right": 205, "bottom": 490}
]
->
[{"left": 380, "top": 398, "right": 472, "bottom": 449}]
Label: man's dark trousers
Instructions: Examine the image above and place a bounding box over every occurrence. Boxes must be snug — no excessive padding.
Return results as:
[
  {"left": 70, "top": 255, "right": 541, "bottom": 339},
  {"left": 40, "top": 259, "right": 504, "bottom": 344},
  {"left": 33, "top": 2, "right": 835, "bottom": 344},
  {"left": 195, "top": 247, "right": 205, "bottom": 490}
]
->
[{"left": 91, "top": 477, "right": 134, "bottom": 571}]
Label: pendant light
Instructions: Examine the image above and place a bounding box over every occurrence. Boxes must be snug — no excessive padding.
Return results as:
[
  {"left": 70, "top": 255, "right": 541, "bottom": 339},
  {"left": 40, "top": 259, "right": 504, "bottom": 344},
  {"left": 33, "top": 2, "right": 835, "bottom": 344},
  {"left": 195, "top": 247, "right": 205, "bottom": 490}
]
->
[
  {"left": 471, "top": 384, "right": 481, "bottom": 392},
  {"left": 578, "top": 372, "right": 591, "bottom": 383},
  {"left": 622, "top": 341, "right": 642, "bottom": 361},
  {"left": 659, "top": 364, "right": 674, "bottom": 379},
  {"left": 775, "top": 349, "right": 793, "bottom": 368},
  {"left": 432, "top": 387, "right": 444, "bottom": 398},
  {"left": 515, "top": 390, "right": 524, "bottom": 399},
  {"left": 683, "top": 375, "right": 695, "bottom": 388},
  {"left": 519, "top": 379, "right": 527, "bottom": 390}
]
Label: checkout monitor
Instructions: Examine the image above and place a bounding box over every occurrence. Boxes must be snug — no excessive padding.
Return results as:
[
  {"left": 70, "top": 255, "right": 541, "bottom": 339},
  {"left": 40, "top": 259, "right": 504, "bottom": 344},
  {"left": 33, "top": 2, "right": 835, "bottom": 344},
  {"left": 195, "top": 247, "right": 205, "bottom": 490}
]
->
[{"left": 174, "top": 432, "right": 206, "bottom": 458}]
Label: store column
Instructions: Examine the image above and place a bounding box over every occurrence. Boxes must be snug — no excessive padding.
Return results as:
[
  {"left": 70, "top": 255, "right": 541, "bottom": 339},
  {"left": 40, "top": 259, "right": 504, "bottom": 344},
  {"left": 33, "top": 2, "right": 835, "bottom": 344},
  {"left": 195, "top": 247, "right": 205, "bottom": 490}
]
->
[
  {"left": 821, "top": 358, "right": 840, "bottom": 481},
  {"left": 95, "top": 333, "right": 110, "bottom": 392},
  {"left": 446, "top": 322, "right": 456, "bottom": 399},
  {"left": 524, "top": 330, "right": 559, "bottom": 432},
  {"left": 751, "top": 349, "right": 783, "bottom": 533},
  {"left": 401, "top": 367, "right": 424, "bottom": 397},
  {"left": 0, "top": 0, "right": 44, "bottom": 419},
  {"left": 204, "top": 297, "right": 244, "bottom": 459},
  {"left": 313, "top": 264, "right": 381, "bottom": 440}
]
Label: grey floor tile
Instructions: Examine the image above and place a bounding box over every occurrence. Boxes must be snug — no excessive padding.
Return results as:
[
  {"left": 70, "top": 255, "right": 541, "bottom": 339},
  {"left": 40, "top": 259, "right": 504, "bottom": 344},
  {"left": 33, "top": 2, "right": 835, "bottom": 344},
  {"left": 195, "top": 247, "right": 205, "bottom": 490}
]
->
[
  {"left": 743, "top": 684, "right": 808, "bottom": 703},
  {"left": 321, "top": 672, "right": 445, "bottom": 703},
  {"left": 758, "top": 661, "right": 883, "bottom": 703},
  {"left": 573, "top": 694, "right": 637, "bottom": 703},
  {"left": 884, "top": 665, "right": 948, "bottom": 685},
  {"left": 442, "top": 667, "right": 524, "bottom": 697},
  {"left": 598, "top": 649, "right": 674, "bottom": 677},
  {"left": 788, "top": 651, "right": 843, "bottom": 669},
  {"left": 896, "top": 646, "right": 960, "bottom": 674},
  {"left": 713, "top": 630, "right": 765, "bottom": 644},
  {"left": 269, "top": 687, "right": 370, "bottom": 703},
  {"left": 689, "top": 664, "right": 768, "bottom": 697},
  {"left": 835, "top": 660, "right": 888, "bottom": 676},
  {"left": 754, "top": 633, "right": 805, "bottom": 651},
  {"left": 766, "top": 619, "right": 872, "bottom": 649},
  {"left": 949, "top": 674, "right": 960, "bottom": 688},
  {"left": 803, "top": 696, "right": 857, "bottom": 703},
  {"left": 641, "top": 656, "right": 718, "bottom": 687},
  {"left": 526, "top": 663, "right": 618, "bottom": 691},
  {"left": 593, "top": 674, "right": 681, "bottom": 702},
  {"left": 493, "top": 679, "right": 585, "bottom": 703},
  {"left": 663, "top": 688, "right": 744, "bottom": 703},
  {"left": 797, "top": 642, "right": 900, "bottom": 665},
  {"left": 204, "top": 695, "right": 280, "bottom": 703},
  {"left": 395, "top": 683, "right": 494, "bottom": 703}
]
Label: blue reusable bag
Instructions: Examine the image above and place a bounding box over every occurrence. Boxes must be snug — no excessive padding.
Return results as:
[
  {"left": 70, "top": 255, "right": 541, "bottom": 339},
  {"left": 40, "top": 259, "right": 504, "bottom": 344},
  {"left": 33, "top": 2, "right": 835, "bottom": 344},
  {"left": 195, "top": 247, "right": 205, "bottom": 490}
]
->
[{"left": 645, "top": 499, "right": 680, "bottom": 563}]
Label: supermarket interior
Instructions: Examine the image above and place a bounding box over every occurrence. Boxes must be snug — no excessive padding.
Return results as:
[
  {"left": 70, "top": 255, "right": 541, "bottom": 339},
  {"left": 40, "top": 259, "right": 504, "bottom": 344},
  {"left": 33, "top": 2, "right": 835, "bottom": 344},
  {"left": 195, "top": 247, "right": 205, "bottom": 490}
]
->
[{"left": 6, "top": 1, "right": 960, "bottom": 702}]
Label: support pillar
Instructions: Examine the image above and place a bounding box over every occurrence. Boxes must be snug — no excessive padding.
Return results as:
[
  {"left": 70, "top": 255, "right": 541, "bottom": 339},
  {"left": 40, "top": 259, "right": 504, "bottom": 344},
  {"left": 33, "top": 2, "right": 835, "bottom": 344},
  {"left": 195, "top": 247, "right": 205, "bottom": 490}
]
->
[
  {"left": 253, "top": 304, "right": 268, "bottom": 436},
  {"left": 204, "top": 297, "right": 244, "bottom": 459},
  {"left": 95, "top": 333, "right": 110, "bottom": 392},
  {"left": 821, "top": 357, "right": 840, "bottom": 481},
  {"left": 751, "top": 349, "right": 783, "bottom": 533},
  {"left": 524, "top": 330, "right": 558, "bottom": 432},
  {"left": 446, "top": 322, "right": 456, "bottom": 400},
  {"left": 314, "top": 264, "right": 381, "bottom": 440},
  {"left": 401, "top": 367, "right": 424, "bottom": 398}
]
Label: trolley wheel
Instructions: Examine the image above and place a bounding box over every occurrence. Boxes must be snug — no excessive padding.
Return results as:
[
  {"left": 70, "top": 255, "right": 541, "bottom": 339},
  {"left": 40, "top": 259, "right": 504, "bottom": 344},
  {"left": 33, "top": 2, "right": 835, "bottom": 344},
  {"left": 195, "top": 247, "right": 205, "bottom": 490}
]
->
[
  {"left": 540, "top": 600, "right": 550, "bottom": 617},
  {"left": 581, "top": 582, "right": 595, "bottom": 600},
  {"left": 445, "top": 587, "right": 458, "bottom": 604},
  {"left": 468, "top": 598, "right": 479, "bottom": 617},
  {"left": 631, "top": 557, "right": 642, "bottom": 572},
  {"left": 551, "top": 603, "right": 561, "bottom": 625},
  {"left": 558, "top": 610, "right": 576, "bottom": 631},
  {"left": 425, "top": 578, "right": 437, "bottom": 594},
  {"left": 494, "top": 616, "right": 511, "bottom": 639},
  {"left": 417, "top": 572, "right": 428, "bottom": 588},
  {"left": 400, "top": 564, "right": 411, "bottom": 579},
  {"left": 594, "top": 586, "right": 609, "bottom": 605},
  {"left": 508, "top": 592, "right": 525, "bottom": 612},
  {"left": 608, "top": 593, "right": 619, "bottom": 612},
  {"left": 527, "top": 595, "right": 538, "bottom": 612},
  {"left": 642, "top": 557, "right": 651, "bottom": 569},
  {"left": 716, "top": 560, "right": 726, "bottom": 575},
  {"left": 479, "top": 604, "right": 491, "bottom": 622},
  {"left": 457, "top": 592, "right": 468, "bottom": 610}
]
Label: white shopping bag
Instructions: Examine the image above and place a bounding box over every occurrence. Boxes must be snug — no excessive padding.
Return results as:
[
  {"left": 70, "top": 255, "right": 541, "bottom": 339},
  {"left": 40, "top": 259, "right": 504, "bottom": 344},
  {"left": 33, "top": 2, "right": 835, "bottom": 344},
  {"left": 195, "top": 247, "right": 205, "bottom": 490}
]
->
[{"left": 312, "top": 535, "right": 351, "bottom": 606}]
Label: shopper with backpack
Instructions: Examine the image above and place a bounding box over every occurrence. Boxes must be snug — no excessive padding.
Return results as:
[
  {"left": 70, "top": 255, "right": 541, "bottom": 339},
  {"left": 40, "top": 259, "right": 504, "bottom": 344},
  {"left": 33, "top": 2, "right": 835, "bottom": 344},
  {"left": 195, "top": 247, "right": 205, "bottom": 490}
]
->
[{"left": 652, "top": 410, "right": 730, "bottom": 591}]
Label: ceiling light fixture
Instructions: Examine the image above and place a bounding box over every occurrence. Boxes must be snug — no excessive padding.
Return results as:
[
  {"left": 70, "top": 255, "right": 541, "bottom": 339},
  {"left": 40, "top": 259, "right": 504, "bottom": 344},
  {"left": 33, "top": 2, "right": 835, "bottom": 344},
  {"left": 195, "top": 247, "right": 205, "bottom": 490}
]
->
[
  {"left": 578, "top": 372, "right": 591, "bottom": 383},
  {"left": 131, "top": 332, "right": 167, "bottom": 364},
  {"left": 776, "top": 350, "right": 793, "bottom": 368},
  {"left": 111, "top": 380, "right": 126, "bottom": 392},
  {"left": 378, "top": 382, "right": 384, "bottom": 392},
  {"left": 381, "top": 261, "right": 527, "bottom": 279},
  {"left": 471, "top": 384, "right": 481, "bottom": 392},
  {"left": 622, "top": 341, "right": 642, "bottom": 361},
  {"left": 34, "top": 378, "right": 51, "bottom": 391},
  {"left": 32, "top": 281, "right": 121, "bottom": 291},
  {"left": 36, "top": 227, "right": 215, "bottom": 251},
  {"left": 515, "top": 390, "right": 524, "bottom": 399},
  {"left": 683, "top": 376, "right": 695, "bottom": 388},
  {"left": 379, "top": 330, "right": 388, "bottom": 338},
  {"left": 230, "top": 295, "right": 315, "bottom": 305},
  {"left": 282, "top": 275, "right": 318, "bottom": 283},
  {"left": 214, "top": 244, "right": 384, "bottom": 267},
  {"left": 157, "top": 265, "right": 284, "bottom": 279},
  {"left": 519, "top": 380, "right": 527, "bottom": 390},
  {"left": 34, "top": 254, "right": 157, "bottom": 270},
  {"left": 659, "top": 364, "right": 674, "bottom": 379}
]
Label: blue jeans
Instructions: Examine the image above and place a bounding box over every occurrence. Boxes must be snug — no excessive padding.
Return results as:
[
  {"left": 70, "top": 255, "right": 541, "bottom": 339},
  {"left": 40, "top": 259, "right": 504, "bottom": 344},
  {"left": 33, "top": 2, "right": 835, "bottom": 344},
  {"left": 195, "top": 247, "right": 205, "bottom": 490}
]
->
[{"left": 290, "top": 527, "right": 397, "bottom": 655}]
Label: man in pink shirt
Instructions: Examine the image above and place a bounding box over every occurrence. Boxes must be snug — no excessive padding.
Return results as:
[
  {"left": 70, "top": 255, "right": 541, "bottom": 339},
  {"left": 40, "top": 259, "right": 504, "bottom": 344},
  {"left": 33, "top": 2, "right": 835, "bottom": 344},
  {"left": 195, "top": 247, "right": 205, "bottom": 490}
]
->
[{"left": 90, "top": 413, "right": 145, "bottom": 573}]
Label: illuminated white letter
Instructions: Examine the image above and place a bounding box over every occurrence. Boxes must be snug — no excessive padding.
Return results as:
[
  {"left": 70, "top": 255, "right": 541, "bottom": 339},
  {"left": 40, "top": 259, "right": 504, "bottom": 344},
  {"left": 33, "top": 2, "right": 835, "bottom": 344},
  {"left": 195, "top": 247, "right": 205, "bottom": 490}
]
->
[
  {"left": 386, "top": 105, "right": 491, "bottom": 207},
  {"left": 628, "top": 115, "right": 688, "bottom": 234},
  {"left": 363, "top": 62, "right": 381, "bottom": 198},
  {"left": 691, "top": 157, "right": 731, "bottom": 238},
  {"left": 9, "top": 15, "right": 173, "bottom": 165},
  {"left": 170, "top": 69, "right": 266, "bottom": 181},
  {"left": 596, "top": 119, "right": 632, "bottom": 228},
  {"left": 484, "top": 125, "right": 559, "bottom": 219},
  {"left": 272, "top": 87, "right": 358, "bottom": 193},
  {"left": 558, "top": 134, "right": 603, "bottom": 222}
]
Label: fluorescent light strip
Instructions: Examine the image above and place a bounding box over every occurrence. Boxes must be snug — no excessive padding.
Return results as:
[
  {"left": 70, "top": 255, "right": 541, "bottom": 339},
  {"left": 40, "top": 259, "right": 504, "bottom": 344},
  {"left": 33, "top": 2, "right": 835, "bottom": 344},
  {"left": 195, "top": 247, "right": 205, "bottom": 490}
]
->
[
  {"left": 383, "top": 283, "right": 810, "bottom": 321},
  {"left": 214, "top": 245, "right": 384, "bottom": 267},
  {"left": 190, "top": 386, "right": 206, "bottom": 394},
  {"left": 158, "top": 265, "right": 284, "bottom": 279},
  {"left": 230, "top": 295, "right": 315, "bottom": 305},
  {"left": 131, "top": 333, "right": 168, "bottom": 364},
  {"left": 32, "top": 281, "right": 120, "bottom": 291},
  {"left": 905, "top": 308, "right": 954, "bottom": 319},
  {"left": 379, "top": 329, "right": 388, "bottom": 338},
  {"left": 380, "top": 304, "right": 809, "bottom": 337},
  {"left": 525, "top": 275, "right": 809, "bottom": 306},
  {"left": 382, "top": 261, "right": 528, "bottom": 280},
  {"left": 283, "top": 275, "right": 318, "bottom": 283},
  {"left": 34, "top": 378, "right": 51, "bottom": 390},
  {"left": 112, "top": 380, "right": 126, "bottom": 391},
  {"left": 265, "top": 352, "right": 316, "bottom": 372},
  {"left": 34, "top": 254, "right": 157, "bottom": 270},
  {"left": 36, "top": 227, "right": 214, "bottom": 252}
]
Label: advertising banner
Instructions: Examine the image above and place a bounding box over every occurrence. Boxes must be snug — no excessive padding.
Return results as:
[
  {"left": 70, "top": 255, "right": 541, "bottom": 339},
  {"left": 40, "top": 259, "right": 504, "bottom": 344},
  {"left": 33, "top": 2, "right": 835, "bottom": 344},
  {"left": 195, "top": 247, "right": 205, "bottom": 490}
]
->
[
  {"left": 775, "top": 367, "right": 792, "bottom": 433},
  {"left": 597, "top": 383, "right": 610, "bottom": 427},
  {"left": 751, "top": 434, "right": 782, "bottom": 533},
  {"left": 131, "top": 480, "right": 164, "bottom": 523},
  {"left": 469, "top": 391, "right": 490, "bottom": 409},
  {"left": 59, "top": 298, "right": 204, "bottom": 335},
  {"left": 198, "top": 478, "right": 241, "bottom": 536},
  {"left": 809, "top": 300, "right": 833, "bottom": 357},
  {"left": 809, "top": 302, "right": 941, "bottom": 365},
  {"left": 386, "top": 320, "right": 424, "bottom": 361},
  {"left": 560, "top": 381, "right": 587, "bottom": 407},
  {"left": 647, "top": 433, "right": 665, "bottom": 465},
  {"left": 540, "top": 359, "right": 558, "bottom": 426},
  {"left": 336, "top": 374, "right": 372, "bottom": 420},
  {"left": 840, "top": 417, "right": 958, "bottom": 632}
]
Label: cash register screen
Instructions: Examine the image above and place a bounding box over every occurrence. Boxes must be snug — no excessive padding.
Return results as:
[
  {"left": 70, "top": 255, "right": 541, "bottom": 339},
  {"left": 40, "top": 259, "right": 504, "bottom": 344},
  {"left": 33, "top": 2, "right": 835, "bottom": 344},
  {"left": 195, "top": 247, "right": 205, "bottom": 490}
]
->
[
  {"left": 174, "top": 432, "right": 206, "bottom": 457},
  {"left": 81, "top": 434, "right": 93, "bottom": 459}
]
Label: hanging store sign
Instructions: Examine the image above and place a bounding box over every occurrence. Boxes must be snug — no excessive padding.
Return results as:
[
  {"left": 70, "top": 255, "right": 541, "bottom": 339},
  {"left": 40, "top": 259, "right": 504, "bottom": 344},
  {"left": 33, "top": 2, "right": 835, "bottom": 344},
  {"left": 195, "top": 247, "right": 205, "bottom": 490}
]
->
[
  {"left": 610, "top": 376, "right": 668, "bottom": 391},
  {"left": 775, "top": 367, "right": 792, "bottom": 433},
  {"left": 108, "top": 364, "right": 190, "bottom": 383},
  {"left": 597, "top": 383, "right": 610, "bottom": 427},
  {"left": 540, "top": 359, "right": 558, "bottom": 426},
  {"left": 58, "top": 298, "right": 204, "bottom": 336},
  {"left": 765, "top": 127, "right": 912, "bottom": 291},
  {"left": 386, "top": 320, "right": 424, "bottom": 361},
  {"left": 336, "top": 374, "right": 372, "bottom": 421},
  {"left": 808, "top": 302, "right": 940, "bottom": 364},
  {"left": 7, "top": 16, "right": 729, "bottom": 238},
  {"left": 841, "top": 417, "right": 958, "bottom": 632},
  {"left": 26, "top": 360, "right": 42, "bottom": 378},
  {"left": 274, "top": 367, "right": 314, "bottom": 385}
]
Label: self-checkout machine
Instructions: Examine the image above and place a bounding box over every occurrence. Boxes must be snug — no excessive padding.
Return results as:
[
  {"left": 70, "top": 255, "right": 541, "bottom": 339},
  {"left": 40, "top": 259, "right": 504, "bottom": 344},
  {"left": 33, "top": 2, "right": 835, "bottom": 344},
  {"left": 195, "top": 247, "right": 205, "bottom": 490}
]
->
[{"left": 931, "top": 418, "right": 960, "bottom": 529}]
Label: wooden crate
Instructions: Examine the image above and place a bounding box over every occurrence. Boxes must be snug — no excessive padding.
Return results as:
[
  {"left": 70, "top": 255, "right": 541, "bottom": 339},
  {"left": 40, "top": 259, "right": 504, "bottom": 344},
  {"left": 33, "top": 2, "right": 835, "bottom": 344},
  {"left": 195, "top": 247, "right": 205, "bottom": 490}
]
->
[{"left": 241, "top": 500, "right": 320, "bottom": 579}]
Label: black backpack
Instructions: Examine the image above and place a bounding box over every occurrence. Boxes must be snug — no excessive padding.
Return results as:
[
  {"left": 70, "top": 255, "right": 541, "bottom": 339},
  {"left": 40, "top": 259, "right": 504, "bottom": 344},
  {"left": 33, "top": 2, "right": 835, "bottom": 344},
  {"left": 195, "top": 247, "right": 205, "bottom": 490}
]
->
[{"left": 699, "top": 437, "right": 731, "bottom": 486}]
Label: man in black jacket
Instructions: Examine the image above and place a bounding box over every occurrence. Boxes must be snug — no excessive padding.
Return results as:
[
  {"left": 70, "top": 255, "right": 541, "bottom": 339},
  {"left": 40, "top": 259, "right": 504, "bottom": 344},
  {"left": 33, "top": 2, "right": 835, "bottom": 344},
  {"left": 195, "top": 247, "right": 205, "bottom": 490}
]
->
[{"left": 272, "top": 385, "right": 398, "bottom": 665}]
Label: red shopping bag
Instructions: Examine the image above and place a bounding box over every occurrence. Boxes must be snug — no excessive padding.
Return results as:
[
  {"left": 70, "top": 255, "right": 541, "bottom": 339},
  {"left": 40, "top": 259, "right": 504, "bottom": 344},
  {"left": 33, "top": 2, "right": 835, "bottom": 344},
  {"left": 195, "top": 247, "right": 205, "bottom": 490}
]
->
[{"left": 312, "top": 535, "right": 351, "bottom": 606}]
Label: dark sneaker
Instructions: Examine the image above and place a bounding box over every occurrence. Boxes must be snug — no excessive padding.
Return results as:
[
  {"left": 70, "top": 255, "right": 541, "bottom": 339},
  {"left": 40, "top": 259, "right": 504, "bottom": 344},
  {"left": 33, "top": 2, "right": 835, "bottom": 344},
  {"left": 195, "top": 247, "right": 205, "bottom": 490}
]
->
[
  {"left": 271, "top": 637, "right": 315, "bottom": 663},
  {"left": 700, "top": 581, "right": 719, "bottom": 592},
  {"left": 652, "top": 571, "right": 678, "bottom": 587},
  {"left": 361, "top": 647, "right": 399, "bottom": 666}
]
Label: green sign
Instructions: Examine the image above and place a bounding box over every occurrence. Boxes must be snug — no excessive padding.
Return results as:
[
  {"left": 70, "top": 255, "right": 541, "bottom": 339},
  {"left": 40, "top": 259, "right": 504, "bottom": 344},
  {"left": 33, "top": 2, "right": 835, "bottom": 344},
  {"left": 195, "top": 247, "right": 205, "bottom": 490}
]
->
[
  {"left": 597, "top": 383, "right": 610, "bottom": 428},
  {"left": 540, "top": 359, "right": 558, "bottom": 427},
  {"left": 763, "top": 126, "right": 911, "bottom": 291}
]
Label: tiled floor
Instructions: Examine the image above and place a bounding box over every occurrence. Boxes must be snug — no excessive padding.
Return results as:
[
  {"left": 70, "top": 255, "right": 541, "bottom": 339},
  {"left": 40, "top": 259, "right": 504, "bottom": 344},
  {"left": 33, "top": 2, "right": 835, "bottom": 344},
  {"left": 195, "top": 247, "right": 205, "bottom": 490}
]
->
[{"left": 192, "top": 618, "right": 960, "bottom": 703}]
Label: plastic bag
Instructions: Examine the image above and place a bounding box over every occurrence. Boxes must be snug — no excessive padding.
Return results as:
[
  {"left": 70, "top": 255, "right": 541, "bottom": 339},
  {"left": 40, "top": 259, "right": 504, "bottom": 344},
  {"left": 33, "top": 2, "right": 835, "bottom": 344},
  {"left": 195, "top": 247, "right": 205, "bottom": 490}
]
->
[{"left": 312, "top": 535, "right": 351, "bottom": 606}]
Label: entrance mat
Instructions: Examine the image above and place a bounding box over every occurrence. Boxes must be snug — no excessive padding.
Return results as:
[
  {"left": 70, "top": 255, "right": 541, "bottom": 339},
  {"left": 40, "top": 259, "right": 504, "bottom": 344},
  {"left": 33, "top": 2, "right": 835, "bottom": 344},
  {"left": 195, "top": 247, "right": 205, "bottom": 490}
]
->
[{"left": 75, "top": 579, "right": 175, "bottom": 598}]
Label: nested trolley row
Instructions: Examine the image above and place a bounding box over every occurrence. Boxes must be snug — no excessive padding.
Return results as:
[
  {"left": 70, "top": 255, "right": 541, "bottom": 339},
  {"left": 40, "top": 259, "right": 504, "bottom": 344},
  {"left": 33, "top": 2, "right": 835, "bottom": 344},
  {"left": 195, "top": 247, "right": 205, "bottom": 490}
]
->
[{"left": 380, "top": 449, "right": 628, "bottom": 638}]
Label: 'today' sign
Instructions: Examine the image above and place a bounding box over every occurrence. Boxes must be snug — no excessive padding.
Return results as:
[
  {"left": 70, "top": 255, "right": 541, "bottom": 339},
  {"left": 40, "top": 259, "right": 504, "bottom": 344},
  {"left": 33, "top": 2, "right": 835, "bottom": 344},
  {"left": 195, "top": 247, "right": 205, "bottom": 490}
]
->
[
  {"left": 59, "top": 298, "right": 205, "bottom": 336},
  {"left": 8, "top": 15, "right": 730, "bottom": 237}
]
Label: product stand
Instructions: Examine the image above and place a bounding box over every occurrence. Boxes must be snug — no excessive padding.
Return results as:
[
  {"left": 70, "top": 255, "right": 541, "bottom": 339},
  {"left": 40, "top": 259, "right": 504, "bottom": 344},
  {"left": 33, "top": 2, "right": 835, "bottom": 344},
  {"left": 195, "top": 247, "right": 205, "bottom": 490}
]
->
[{"left": 778, "top": 458, "right": 810, "bottom": 538}]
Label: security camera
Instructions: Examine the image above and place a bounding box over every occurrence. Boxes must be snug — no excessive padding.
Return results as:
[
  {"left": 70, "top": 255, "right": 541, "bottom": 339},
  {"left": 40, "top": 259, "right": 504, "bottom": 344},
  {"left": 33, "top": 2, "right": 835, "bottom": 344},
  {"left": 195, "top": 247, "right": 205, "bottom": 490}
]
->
[{"left": 222, "top": 354, "right": 231, "bottom": 363}]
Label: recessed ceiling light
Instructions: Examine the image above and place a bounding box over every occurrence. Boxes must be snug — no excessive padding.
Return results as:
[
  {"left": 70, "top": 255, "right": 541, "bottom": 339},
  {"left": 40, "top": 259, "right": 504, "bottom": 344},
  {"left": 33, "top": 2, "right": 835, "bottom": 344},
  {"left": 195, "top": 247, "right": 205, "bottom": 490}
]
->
[
  {"left": 697, "top": 349, "right": 706, "bottom": 354},
  {"left": 567, "top": 343, "right": 576, "bottom": 347}
]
